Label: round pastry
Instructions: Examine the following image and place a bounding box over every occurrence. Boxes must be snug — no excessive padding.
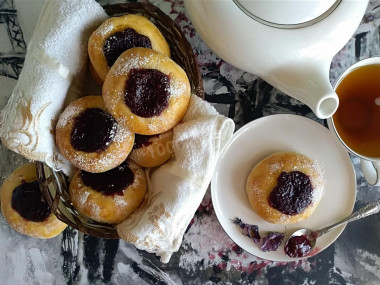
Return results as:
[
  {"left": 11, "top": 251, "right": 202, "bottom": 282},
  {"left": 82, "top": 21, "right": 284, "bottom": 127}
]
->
[
  {"left": 0, "top": 163, "right": 67, "bottom": 238},
  {"left": 129, "top": 130, "right": 174, "bottom": 168},
  {"left": 56, "top": 96, "right": 134, "bottom": 173},
  {"left": 69, "top": 160, "right": 147, "bottom": 224},
  {"left": 103, "top": 47, "right": 191, "bottom": 135},
  {"left": 88, "top": 14, "right": 170, "bottom": 83},
  {"left": 246, "top": 151, "right": 324, "bottom": 224}
]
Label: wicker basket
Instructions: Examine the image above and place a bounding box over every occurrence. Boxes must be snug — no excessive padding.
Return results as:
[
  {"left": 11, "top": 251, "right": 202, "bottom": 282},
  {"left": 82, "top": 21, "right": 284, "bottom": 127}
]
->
[{"left": 37, "top": 3, "right": 204, "bottom": 239}]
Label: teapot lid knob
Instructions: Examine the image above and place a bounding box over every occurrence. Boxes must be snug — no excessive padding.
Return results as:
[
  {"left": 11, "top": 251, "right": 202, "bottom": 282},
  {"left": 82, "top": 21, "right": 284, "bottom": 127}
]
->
[{"left": 234, "top": 0, "right": 341, "bottom": 28}]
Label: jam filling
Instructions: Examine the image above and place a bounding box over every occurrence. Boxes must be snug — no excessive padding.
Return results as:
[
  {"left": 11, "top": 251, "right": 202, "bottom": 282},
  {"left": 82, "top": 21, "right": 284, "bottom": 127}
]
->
[
  {"left": 11, "top": 180, "right": 51, "bottom": 222},
  {"left": 269, "top": 171, "right": 313, "bottom": 215},
  {"left": 133, "top": 134, "right": 159, "bottom": 149},
  {"left": 103, "top": 28, "right": 152, "bottom": 67},
  {"left": 284, "top": 235, "right": 312, "bottom": 258},
  {"left": 80, "top": 161, "right": 135, "bottom": 196},
  {"left": 71, "top": 108, "right": 117, "bottom": 153},
  {"left": 124, "top": 68, "right": 170, "bottom": 118}
]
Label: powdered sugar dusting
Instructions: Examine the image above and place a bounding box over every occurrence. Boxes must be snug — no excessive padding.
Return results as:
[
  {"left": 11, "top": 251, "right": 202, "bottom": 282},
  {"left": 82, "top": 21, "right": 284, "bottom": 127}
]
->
[
  {"left": 56, "top": 104, "right": 81, "bottom": 129},
  {"left": 78, "top": 190, "right": 90, "bottom": 207},
  {"left": 87, "top": 200, "right": 101, "bottom": 218},
  {"left": 114, "top": 124, "right": 132, "bottom": 143},
  {"left": 95, "top": 21, "right": 114, "bottom": 38},
  {"left": 65, "top": 134, "right": 131, "bottom": 171},
  {"left": 114, "top": 195, "right": 128, "bottom": 207},
  {"left": 268, "top": 161, "right": 284, "bottom": 174},
  {"left": 169, "top": 78, "right": 187, "bottom": 98},
  {"left": 110, "top": 50, "right": 154, "bottom": 77},
  {"left": 127, "top": 161, "right": 144, "bottom": 191}
]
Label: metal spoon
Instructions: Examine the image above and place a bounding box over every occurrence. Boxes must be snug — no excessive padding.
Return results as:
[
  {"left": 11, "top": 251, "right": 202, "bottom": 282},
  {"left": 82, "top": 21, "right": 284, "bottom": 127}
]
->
[{"left": 284, "top": 201, "right": 380, "bottom": 258}]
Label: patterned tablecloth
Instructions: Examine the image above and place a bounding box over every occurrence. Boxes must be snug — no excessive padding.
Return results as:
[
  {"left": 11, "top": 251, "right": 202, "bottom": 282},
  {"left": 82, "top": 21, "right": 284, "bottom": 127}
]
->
[{"left": 0, "top": 0, "right": 379, "bottom": 284}]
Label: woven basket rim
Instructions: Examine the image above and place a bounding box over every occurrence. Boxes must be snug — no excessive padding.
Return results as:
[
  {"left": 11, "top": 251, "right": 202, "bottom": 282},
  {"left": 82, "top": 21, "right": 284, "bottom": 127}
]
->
[{"left": 39, "top": 2, "right": 204, "bottom": 239}]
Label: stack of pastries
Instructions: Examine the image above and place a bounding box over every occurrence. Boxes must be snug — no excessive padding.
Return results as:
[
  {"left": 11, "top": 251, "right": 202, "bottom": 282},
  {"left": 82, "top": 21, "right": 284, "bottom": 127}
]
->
[
  {"left": 1, "top": 13, "right": 191, "bottom": 236},
  {"left": 56, "top": 14, "right": 191, "bottom": 224}
]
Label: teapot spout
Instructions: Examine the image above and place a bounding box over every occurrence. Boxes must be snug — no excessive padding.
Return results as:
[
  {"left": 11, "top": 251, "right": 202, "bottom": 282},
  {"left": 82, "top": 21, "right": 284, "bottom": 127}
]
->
[{"left": 265, "top": 59, "right": 338, "bottom": 119}]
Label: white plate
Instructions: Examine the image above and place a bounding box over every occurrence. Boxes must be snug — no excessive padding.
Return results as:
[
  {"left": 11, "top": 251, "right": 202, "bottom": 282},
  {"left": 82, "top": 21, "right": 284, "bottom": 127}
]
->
[{"left": 211, "top": 114, "right": 356, "bottom": 262}]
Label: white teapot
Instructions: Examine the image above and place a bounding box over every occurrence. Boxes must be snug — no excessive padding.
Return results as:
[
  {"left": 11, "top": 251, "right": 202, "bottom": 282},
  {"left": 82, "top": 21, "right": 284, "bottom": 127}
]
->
[{"left": 184, "top": 0, "right": 369, "bottom": 119}]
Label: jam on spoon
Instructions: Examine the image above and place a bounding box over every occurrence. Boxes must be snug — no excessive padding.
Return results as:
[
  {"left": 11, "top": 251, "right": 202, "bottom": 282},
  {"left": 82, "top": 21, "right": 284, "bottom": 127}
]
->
[
  {"left": 284, "top": 231, "right": 313, "bottom": 258},
  {"left": 284, "top": 200, "right": 380, "bottom": 258}
]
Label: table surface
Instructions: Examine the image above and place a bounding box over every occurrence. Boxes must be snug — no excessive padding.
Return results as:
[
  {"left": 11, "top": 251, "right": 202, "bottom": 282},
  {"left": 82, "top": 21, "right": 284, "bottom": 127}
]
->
[{"left": 1, "top": 0, "right": 380, "bottom": 284}]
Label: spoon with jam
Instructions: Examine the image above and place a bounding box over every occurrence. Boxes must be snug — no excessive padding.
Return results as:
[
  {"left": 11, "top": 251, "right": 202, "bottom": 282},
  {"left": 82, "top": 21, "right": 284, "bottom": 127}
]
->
[{"left": 284, "top": 201, "right": 380, "bottom": 258}]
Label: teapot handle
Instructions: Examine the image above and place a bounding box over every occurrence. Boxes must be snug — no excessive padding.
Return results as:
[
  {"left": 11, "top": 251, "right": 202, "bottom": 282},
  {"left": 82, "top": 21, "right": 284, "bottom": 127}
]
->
[{"left": 361, "top": 159, "right": 380, "bottom": 186}]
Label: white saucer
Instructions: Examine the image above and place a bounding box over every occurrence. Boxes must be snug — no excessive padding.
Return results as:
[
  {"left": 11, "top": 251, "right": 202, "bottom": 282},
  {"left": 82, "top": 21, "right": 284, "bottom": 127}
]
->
[{"left": 211, "top": 114, "right": 356, "bottom": 262}]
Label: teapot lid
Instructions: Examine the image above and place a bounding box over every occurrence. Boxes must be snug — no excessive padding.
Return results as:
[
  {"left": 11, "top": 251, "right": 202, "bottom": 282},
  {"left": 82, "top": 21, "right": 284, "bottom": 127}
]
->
[{"left": 234, "top": 0, "right": 341, "bottom": 28}]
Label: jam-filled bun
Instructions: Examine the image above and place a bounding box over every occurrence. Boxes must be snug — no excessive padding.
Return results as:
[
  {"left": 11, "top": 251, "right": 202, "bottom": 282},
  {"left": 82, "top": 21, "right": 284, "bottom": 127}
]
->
[
  {"left": 103, "top": 47, "right": 191, "bottom": 135},
  {"left": 0, "top": 163, "right": 67, "bottom": 238},
  {"left": 129, "top": 130, "right": 174, "bottom": 168},
  {"left": 246, "top": 152, "right": 324, "bottom": 224},
  {"left": 69, "top": 160, "right": 146, "bottom": 224},
  {"left": 88, "top": 14, "right": 170, "bottom": 83},
  {"left": 56, "top": 96, "right": 134, "bottom": 173}
]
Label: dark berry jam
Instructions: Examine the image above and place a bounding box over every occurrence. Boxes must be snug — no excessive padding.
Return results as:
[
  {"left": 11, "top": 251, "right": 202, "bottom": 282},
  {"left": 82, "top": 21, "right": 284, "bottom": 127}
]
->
[
  {"left": 11, "top": 180, "right": 51, "bottom": 222},
  {"left": 103, "top": 28, "right": 152, "bottom": 67},
  {"left": 80, "top": 161, "right": 135, "bottom": 196},
  {"left": 133, "top": 134, "right": 159, "bottom": 149},
  {"left": 124, "top": 68, "right": 170, "bottom": 118},
  {"left": 284, "top": 235, "right": 312, "bottom": 258},
  {"left": 71, "top": 108, "right": 117, "bottom": 153},
  {"left": 269, "top": 171, "right": 313, "bottom": 215}
]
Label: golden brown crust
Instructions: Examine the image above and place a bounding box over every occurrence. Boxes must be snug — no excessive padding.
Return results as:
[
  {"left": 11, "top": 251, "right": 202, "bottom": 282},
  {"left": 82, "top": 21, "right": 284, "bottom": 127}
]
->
[
  {"left": 69, "top": 160, "right": 147, "bottom": 224},
  {"left": 103, "top": 47, "right": 191, "bottom": 135},
  {"left": 0, "top": 163, "right": 67, "bottom": 238},
  {"left": 129, "top": 129, "right": 174, "bottom": 168},
  {"left": 89, "top": 60, "right": 105, "bottom": 86},
  {"left": 55, "top": 96, "right": 134, "bottom": 173},
  {"left": 246, "top": 152, "right": 324, "bottom": 224},
  {"left": 88, "top": 14, "right": 170, "bottom": 83}
]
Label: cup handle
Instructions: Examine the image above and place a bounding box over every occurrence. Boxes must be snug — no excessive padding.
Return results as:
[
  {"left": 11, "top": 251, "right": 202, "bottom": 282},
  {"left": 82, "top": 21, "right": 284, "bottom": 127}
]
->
[{"left": 360, "top": 159, "right": 380, "bottom": 186}]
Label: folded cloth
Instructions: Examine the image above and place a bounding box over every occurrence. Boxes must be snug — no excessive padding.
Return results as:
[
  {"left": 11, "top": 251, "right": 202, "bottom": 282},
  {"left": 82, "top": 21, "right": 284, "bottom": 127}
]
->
[
  {"left": 0, "top": 0, "right": 107, "bottom": 175},
  {"left": 117, "top": 95, "right": 235, "bottom": 263}
]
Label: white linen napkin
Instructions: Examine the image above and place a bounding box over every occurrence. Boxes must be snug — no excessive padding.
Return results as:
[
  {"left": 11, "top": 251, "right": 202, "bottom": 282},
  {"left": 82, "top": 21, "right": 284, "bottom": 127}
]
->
[
  {"left": 0, "top": 0, "right": 107, "bottom": 175},
  {"left": 117, "top": 95, "right": 235, "bottom": 263}
]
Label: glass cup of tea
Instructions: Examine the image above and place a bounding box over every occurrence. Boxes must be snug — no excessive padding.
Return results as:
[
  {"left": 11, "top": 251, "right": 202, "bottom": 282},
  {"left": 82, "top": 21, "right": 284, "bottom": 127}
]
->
[{"left": 327, "top": 57, "right": 380, "bottom": 186}]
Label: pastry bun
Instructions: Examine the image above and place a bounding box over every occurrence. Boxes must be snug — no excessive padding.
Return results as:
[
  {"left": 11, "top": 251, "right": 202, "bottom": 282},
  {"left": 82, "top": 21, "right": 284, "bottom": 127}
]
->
[
  {"left": 0, "top": 163, "right": 67, "bottom": 238},
  {"left": 246, "top": 152, "right": 324, "bottom": 224},
  {"left": 129, "top": 130, "right": 174, "bottom": 168},
  {"left": 88, "top": 14, "right": 170, "bottom": 83},
  {"left": 102, "top": 47, "right": 191, "bottom": 135},
  {"left": 56, "top": 96, "right": 134, "bottom": 173},
  {"left": 69, "top": 160, "right": 147, "bottom": 224}
]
